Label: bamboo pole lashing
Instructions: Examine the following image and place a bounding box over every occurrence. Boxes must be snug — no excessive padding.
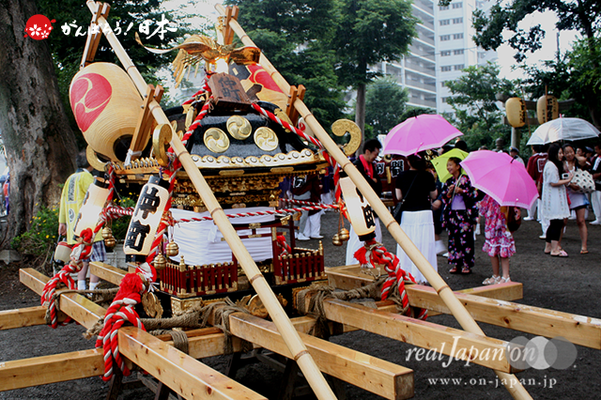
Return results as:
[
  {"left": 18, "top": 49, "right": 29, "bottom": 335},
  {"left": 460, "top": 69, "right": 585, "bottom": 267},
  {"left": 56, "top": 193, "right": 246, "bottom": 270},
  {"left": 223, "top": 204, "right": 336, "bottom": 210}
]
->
[
  {"left": 214, "top": 4, "right": 531, "bottom": 399},
  {"left": 83, "top": 2, "right": 336, "bottom": 399}
]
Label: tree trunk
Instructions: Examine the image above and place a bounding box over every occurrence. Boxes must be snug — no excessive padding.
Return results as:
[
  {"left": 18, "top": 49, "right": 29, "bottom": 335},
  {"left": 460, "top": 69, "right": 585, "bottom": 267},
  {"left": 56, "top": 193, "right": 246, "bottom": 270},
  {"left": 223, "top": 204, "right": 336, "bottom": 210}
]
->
[
  {"left": 0, "top": 0, "right": 78, "bottom": 246},
  {"left": 355, "top": 82, "right": 366, "bottom": 153}
]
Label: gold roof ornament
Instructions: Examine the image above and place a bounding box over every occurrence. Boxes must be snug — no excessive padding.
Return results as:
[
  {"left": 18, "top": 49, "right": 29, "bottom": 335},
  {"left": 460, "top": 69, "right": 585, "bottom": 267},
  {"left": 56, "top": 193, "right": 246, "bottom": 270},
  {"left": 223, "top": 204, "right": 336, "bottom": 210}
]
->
[{"left": 135, "top": 33, "right": 261, "bottom": 86}]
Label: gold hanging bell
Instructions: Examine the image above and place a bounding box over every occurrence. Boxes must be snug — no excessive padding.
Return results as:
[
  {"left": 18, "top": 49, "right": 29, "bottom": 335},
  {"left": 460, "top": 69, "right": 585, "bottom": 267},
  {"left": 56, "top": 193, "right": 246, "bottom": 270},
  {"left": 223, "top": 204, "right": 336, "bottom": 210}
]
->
[
  {"left": 102, "top": 227, "right": 112, "bottom": 239},
  {"left": 153, "top": 253, "right": 167, "bottom": 271},
  {"left": 332, "top": 233, "right": 342, "bottom": 246},
  {"left": 166, "top": 240, "right": 179, "bottom": 257},
  {"left": 338, "top": 228, "right": 350, "bottom": 242},
  {"left": 102, "top": 227, "right": 116, "bottom": 249}
]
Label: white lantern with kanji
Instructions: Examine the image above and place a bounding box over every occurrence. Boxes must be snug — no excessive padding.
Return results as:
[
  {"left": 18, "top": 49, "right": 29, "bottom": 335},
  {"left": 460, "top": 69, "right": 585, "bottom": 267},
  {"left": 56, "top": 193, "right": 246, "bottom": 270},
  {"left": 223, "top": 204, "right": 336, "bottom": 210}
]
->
[
  {"left": 73, "top": 178, "right": 110, "bottom": 238},
  {"left": 123, "top": 176, "right": 170, "bottom": 262},
  {"left": 339, "top": 177, "right": 376, "bottom": 237}
]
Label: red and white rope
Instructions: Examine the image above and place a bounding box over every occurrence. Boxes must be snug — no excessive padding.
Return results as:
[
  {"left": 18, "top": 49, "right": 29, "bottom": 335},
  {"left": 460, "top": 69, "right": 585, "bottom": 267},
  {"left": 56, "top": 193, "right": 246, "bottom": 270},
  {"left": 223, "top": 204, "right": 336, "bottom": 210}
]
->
[
  {"left": 354, "top": 238, "right": 427, "bottom": 320},
  {"left": 95, "top": 272, "right": 147, "bottom": 381}
]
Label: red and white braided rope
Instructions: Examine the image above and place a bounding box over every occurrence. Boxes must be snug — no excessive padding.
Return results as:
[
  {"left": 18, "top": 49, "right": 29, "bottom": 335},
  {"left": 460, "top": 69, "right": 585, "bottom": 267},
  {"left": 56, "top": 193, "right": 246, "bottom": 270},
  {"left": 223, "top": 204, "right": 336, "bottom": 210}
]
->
[
  {"left": 96, "top": 272, "right": 146, "bottom": 381},
  {"left": 354, "top": 239, "right": 427, "bottom": 320}
]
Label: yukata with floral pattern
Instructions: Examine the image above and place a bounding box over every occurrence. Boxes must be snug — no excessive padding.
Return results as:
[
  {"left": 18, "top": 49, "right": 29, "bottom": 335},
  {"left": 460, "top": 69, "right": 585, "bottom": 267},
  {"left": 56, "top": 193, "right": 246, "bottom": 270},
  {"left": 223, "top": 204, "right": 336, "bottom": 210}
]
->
[
  {"left": 441, "top": 174, "right": 478, "bottom": 272},
  {"left": 479, "top": 195, "right": 516, "bottom": 258}
]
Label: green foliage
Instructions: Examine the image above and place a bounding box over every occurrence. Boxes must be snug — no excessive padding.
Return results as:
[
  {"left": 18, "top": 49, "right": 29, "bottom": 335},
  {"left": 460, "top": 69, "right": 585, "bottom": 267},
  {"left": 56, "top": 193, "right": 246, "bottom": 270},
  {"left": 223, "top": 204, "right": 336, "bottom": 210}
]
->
[
  {"left": 332, "top": 0, "right": 419, "bottom": 87},
  {"left": 445, "top": 62, "right": 518, "bottom": 151},
  {"left": 472, "top": 0, "right": 601, "bottom": 62},
  {"left": 364, "top": 76, "right": 408, "bottom": 137},
  {"left": 12, "top": 205, "right": 59, "bottom": 264}
]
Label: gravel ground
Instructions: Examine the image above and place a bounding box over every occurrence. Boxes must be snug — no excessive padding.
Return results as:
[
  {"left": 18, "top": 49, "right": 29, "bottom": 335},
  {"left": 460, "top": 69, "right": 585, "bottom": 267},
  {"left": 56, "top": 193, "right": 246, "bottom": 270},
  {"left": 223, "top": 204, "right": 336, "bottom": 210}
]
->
[{"left": 1, "top": 209, "right": 600, "bottom": 399}]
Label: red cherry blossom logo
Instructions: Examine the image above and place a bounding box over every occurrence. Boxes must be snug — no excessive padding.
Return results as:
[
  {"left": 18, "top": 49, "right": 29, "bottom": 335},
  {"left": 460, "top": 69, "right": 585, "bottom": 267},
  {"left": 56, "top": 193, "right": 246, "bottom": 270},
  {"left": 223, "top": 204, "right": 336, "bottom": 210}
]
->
[
  {"left": 24, "top": 14, "right": 55, "bottom": 40},
  {"left": 70, "top": 73, "right": 112, "bottom": 133}
]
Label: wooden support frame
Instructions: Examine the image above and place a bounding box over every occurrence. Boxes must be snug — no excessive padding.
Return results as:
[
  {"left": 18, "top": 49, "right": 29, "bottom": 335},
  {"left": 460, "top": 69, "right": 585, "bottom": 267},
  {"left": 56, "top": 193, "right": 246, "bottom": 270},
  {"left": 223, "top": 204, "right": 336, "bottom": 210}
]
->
[
  {"left": 80, "top": 1, "right": 110, "bottom": 68},
  {"left": 128, "top": 84, "right": 164, "bottom": 163},
  {"left": 222, "top": 6, "right": 239, "bottom": 46},
  {"left": 296, "top": 296, "right": 519, "bottom": 373},
  {"left": 0, "top": 306, "right": 51, "bottom": 330},
  {"left": 0, "top": 349, "right": 104, "bottom": 391},
  {"left": 407, "top": 285, "right": 601, "bottom": 349},
  {"left": 229, "top": 312, "right": 414, "bottom": 400},
  {"left": 118, "top": 327, "right": 268, "bottom": 400},
  {"left": 285, "top": 85, "right": 306, "bottom": 126}
]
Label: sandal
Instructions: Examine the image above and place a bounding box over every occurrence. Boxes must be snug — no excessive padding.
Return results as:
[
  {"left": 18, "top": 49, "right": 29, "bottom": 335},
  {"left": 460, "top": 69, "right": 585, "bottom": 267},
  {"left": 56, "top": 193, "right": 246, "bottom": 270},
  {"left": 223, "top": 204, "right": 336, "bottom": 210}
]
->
[
  {"left": 499, "top": 276, "right": 511, "bottom": 283},
  {"left": 550, "top": 250, "right": 569, "bottom": 257},
  {"left": 449, "top": 266, "right": 458, "bottom": 274},
  {"left": 482, "top": 275, "right": 500, "bottom": 285},
  {"left": 581, "top": 250, "right": 589, "bottom": 254},
  {"left": 461, "top": 267, "right": 471, "bottom": 274}
]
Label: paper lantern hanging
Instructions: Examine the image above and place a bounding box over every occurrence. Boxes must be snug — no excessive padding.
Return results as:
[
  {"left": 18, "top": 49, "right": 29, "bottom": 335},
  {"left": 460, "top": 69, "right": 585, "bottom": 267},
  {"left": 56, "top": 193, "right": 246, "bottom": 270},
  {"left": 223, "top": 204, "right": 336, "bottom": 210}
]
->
[
  {"left": 73, "top": 178, "right": 111, "bottom": 238},
  {"left": 123, "top": 176, "right": 170, "bottom": 262},
  {"left": 69, "top": 62, "right": 143, "bottom": 162},
  {"left": 339, "top": 177, "right": 376, "bottom": 237},
  {"left": 505, "top": 97, "right": 527, "bottom": 128},
  {"left": 537, "top": 95, "right": 559, "bottom": 125}
]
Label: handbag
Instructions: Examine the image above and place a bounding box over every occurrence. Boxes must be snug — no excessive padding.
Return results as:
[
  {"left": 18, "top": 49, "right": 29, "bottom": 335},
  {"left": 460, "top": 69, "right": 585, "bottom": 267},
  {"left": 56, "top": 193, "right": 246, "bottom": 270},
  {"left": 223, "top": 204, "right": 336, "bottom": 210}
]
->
[
  {"left": 393, "top": 174, "right": 418, "bottom": 223},
  {"left": 571, "top": 169, "right": 595, "bottom": 193}
]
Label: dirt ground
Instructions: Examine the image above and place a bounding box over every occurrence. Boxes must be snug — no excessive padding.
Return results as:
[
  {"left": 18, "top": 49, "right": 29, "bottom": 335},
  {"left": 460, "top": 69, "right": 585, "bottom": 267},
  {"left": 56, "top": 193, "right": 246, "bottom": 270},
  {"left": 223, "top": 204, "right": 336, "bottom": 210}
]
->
[{"left": 1, "top": 209, "right": 601, "bottom": 399}]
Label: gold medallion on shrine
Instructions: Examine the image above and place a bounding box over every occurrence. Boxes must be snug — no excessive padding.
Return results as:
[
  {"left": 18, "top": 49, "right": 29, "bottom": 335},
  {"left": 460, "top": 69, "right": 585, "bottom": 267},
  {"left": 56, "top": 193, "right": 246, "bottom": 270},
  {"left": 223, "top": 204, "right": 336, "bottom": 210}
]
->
[
  {"left": 204, "top": 127, "right": 230, "bottom": 153},
  {"left": 227, "top": 115, "right": 252, "bottom": 140},
  {"left": 254, "top": 127, "right": 279, "bottom": 151}
]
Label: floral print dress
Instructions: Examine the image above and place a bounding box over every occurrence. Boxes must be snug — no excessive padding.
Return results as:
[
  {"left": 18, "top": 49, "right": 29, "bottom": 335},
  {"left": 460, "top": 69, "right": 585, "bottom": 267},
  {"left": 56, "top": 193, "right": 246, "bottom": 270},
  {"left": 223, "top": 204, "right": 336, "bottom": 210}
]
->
[
  {"left": 442, "top": 174, "right": 478, "bottom": 271},
  {"left": 479, "top": 195, "right": 516, "bottom": 258}
]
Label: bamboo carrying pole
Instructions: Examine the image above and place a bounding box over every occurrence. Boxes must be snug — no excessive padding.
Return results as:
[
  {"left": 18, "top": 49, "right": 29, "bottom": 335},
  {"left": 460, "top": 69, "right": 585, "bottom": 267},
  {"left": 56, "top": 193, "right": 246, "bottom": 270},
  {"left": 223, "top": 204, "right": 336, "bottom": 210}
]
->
[
  {"left": 215, "top": 5, "right": 531, "bottom": 399},
  {"left": 84, "top": 2, "right": 336, "bottom": 399}
]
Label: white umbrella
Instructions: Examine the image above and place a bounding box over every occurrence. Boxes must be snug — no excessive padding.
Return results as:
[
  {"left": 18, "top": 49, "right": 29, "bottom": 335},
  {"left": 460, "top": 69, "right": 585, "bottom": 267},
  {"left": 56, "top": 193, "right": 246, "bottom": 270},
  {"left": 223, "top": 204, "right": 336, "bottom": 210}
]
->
[{"left": 527, "top": 117, "right": 600, "bottom": 145}]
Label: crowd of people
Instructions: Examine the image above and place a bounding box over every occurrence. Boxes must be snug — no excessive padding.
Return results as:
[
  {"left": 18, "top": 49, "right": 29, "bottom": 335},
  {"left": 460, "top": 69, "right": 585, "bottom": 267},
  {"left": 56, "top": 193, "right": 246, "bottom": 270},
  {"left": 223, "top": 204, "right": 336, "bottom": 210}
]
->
[{"left": 310, "top": 138, "right": 601, "bottom": 286}]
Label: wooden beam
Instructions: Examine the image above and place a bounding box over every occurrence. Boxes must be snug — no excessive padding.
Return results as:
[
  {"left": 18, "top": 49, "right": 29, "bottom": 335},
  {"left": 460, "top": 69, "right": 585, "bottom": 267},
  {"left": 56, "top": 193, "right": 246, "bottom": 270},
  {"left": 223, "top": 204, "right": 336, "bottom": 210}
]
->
[
  {"left": 118, "top": 327, "right": 267, "bottom": 400},
  {"left": 0, "top": 349, "right": 104, "bottom": 391},
  {"left": 19, "top": 268, "right": 106, "bottom": 330},
  {"left": 0, "top": 306, "right": 49, "bottom": 330},
  {"left": 298, "top": 297, "right": 520, "bottom": 373},
  {"left": 90, "top": 262, "right": 126, "bottom": 286},
  {"left": 229, "top": 313, "right": 414, "bottom": 400},
  {"left": 407, "top": 285, "right": 601, "bottom": 349}
]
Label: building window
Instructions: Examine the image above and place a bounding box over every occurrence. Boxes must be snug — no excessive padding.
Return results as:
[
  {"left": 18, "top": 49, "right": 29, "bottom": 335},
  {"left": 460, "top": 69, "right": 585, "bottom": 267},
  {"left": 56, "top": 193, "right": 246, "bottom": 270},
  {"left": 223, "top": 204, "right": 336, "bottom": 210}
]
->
[
  {"left": 441, "top": 81, "right": 446, "bottom": 87},
  {"left": 441, "top": 50, "right": 451, "bottom": 56},
  {"left": 453, "top": 33, "right": 464, "bottom": 40},
  {"left": 441, "top": 66, "right": 452, "bottom": 72},
  {"left": 439, "top": 5, "right": 449, "bottom": 10},
  {"left": 440, "top": 35, "right": 450, "bottom": 41},
  {"left": 454, "top": 49, "right": 464, "bottom": 55},
  {"left": 452, "top": 2, "right": 463, "bottom": 8},
  {"left": 454, "top": 64, "right": 464, "bottom": 70},
  {"left": 440, "top": 19, "right": 450, "bottom": 25},
  {"left": 442, "top": 97, "right": 448, "bottom": 103},
  {"left": 452, "top": 17, "right": 463, "bottom": 24}
]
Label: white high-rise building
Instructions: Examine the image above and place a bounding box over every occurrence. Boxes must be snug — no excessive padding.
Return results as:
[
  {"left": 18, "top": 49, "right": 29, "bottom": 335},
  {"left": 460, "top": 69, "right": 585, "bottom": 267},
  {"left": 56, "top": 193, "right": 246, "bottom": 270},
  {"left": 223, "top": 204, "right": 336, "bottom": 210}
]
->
[
  {"left": 375, "top": 0, "right": 497, "bottom": 113},
  {"left": 436, "top": 0, "right": 497, "bottom": 113}
]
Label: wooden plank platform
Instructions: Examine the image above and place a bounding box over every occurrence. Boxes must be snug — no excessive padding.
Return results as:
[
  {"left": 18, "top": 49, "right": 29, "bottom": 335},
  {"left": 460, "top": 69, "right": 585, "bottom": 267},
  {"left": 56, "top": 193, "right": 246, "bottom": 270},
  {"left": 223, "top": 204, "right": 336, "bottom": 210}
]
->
[
  {"left": 19, "top": 268, "right": 106, "bottom": 330},
  {"left": 0, "top": 349, "right": 104, "bottom": 391},
  {"left": 297, "top": 296, "right": 520, "bottom": 373},
  {"left": 0, "top": 306, "right": 49, "bottom": 330},
  {"left": 229, "top": 313, "right": 414, "bottom": 400},
  {"left": 118, "top": 327, "right": 267, "bottom": 400},
  {"left": 407, "top": 285, "right": 601, "bottom": 349}
]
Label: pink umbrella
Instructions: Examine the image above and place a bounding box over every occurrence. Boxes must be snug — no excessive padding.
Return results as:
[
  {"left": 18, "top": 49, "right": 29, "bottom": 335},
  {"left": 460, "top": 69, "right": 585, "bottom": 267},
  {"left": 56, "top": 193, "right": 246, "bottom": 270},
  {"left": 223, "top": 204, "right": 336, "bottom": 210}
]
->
[
  {"left": 460, "top": 150, "right": 538, "bottom": 209},
  {"left": 383, "top": 114, "right": 463, "bottom": 156}
]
